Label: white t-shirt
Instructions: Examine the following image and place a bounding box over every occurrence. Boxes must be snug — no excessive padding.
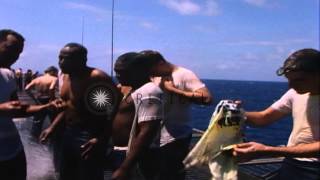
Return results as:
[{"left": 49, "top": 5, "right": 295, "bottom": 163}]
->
[
  {"left": 153, "top": 67, "right": 205, "bottom": 146},
  {"left": 0, "top": 68, "right": 23, "bottom": 161},
  {"left": 58, "top": 70, "right": 64, "bottom": 93},
  {"left": 131, "top": 82, "right": 163, "bottom": 148},
  {"left": 271, "top": 89, "right": 320, "bottom": 162}
]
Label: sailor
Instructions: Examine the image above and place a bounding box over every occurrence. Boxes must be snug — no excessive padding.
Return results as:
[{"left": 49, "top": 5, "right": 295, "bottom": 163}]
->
[
  {"left": 112, "top": 52, "right": 164, "bottom": 180},
  {"left": 234, "top": 48, "right": 320, "bottom": 180},
  {"left": 40, "top": 43, "right": 119, "bottom": 180},
  {"left": 0, "top": 29, "right": 62, "bottom": 180},
  {"left": 136, "top": 50, "right": 213, "bottom": 179}
]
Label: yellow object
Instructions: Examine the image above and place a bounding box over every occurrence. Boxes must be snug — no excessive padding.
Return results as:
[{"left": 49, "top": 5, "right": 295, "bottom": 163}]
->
[{"left": 183, "top": 101, "right": 244, "bottom": 180}]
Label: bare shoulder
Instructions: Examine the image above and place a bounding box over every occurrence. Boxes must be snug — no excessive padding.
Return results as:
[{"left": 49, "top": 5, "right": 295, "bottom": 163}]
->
[{"left": 91, "top": 68, "right": 112, "bottom": 81}]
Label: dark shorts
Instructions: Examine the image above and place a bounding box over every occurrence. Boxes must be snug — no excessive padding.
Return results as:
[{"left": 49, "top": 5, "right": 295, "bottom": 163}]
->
[
  {"left": 0, "top": 150, "right": 26, "bottom": 180},
  {"left": 59, "top": 126, "right": 108, "bottom": 180},
  {"left": 138, "top": 135, "right": 192, "bottom": 180},
  {"left": 275, "top": 158, "right": 320, "bottom": 180}
]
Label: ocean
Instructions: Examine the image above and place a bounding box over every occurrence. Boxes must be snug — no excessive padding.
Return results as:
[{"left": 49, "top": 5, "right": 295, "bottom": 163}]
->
[{"left": 191, "top": 79, "right": 292, "bottom": 146}]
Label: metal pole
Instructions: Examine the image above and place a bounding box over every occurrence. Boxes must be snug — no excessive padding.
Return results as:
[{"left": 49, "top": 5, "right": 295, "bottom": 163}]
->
[{"left": 110, "top": 0, "right": 115, "bottom": 77}]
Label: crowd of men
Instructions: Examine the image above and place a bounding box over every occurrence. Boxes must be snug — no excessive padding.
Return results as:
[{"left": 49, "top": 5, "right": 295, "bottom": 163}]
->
[{"left": 0, "top": 29, "right": 319, "bottom": 180}]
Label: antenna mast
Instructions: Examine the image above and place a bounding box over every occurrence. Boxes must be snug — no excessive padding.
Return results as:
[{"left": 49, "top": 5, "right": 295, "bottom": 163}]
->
[
  {"left": 81, "top": 16, "right": 84, "bottom": 45},
  {"left": 110, "top": 0, "right": 115, "bottom": 77}
]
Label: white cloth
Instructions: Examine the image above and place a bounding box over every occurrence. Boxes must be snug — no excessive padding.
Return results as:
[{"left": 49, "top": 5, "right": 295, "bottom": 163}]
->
[
  {"left": 183, "top": 100, "right": 245, "bottom": 180},
  {"left": 152, "top": 67, "right": 205, "bottom": 146},
  {"left": 58, "top": 70, "right": 64, "bottom": 93},
  {"left": 271, "top": 88, "right": 320, "bottom": 162},
  {"left": 130, "top": 82, "right": 163, "bottom": 148},
  {"left": 0, "top": 68, "right": 23, "bottom": 161}
]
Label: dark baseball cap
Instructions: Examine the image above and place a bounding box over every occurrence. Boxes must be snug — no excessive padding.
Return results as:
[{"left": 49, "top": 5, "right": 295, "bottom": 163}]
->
[{"left": 276, "top": 48, "right": 320, "bottom": 76}]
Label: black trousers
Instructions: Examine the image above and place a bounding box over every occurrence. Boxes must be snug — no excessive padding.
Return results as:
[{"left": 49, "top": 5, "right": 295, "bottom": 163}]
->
[
  {"left": 274, "top": 158, "right": 320, "bottom": 180},
  {"left": 59, "top": 127, "right": 107, "bottom": 180},
  {"left": 0, "top": 150, "right": 26, "bottom": 180},
  {"left": 139, "top": 135, "right": 192, "bottom": 180}
]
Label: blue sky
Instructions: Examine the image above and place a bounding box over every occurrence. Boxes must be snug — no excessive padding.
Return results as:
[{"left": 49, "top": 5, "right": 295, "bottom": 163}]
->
[{"left": 1, "top": 0, "right": 318, "bottom": 81}]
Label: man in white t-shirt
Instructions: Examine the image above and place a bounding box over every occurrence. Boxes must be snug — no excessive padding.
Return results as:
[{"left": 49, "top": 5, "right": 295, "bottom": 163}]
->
[
  {"left": 0, "top": 29, "right": 62, "bottom": 180},
  {"left": 233, "top": 48, "right": 320, "bottom": 180},
  {"left": 134, "top": 50, "right": 213, "bottom": 179},
  {"left": 112, "top": 52, "right": 164, "bottom": 180}
]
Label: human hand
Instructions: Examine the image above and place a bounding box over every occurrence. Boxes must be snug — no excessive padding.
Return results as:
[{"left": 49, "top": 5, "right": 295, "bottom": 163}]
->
[
  {"left": 233, "top": 142, "right": 269, "bottom": 162},
  {"left": 160, "top": 76, "right": 175, "bottom": 91},
  {"left": 234, "top": 100, "right": 242, "bottom": 108},
  {"left": 81, "top": 138, "right": 98, "bottom": 160},
  {"left": 49, "top": 98, "right": 66, "bottom": 111},
  {"left": 0, "top": 101, "right": 27, "bottom": 116},
  {"left": 112, "top": 167, "right": 130, "bottom": 180},
  {"left": 39, "top": 127, "right": 53, "bottom": 143}
]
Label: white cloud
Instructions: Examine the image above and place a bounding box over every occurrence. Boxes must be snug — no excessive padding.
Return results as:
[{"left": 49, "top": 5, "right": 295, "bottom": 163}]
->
[
  {"left": 159, "top": 0, "right": 219, "bottom": 16},
  {"left": 244, "top": 0, "right": 266, "bottom": 7},
  {"left": 64, "top": 2, "right": 109, "bottom": 19},
  {"left": 160, "top": 0, "right": 200, "bottom": 15}
]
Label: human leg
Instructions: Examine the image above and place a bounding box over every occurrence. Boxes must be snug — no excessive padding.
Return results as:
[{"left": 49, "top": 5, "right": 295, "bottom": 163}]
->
[
  {"left": 275, "top": 158, "right": 320, "bottom": 180},
  {"left": 0, "top": 150, "right": 26, "bottom": 180},
  {"left": 159, "top": 136, "right": 191, "bottom": 180}
]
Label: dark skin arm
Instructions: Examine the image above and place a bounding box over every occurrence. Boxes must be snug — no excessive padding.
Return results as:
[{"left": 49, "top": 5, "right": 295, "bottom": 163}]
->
[
  {"left": 112, "top": 120, "right": 160, "bottom": 180},
  {"left": 39, "top": 111, "right": 65, "bottom": 143},
  {"left": 0, "top": 91, "right": 63, "bottom": 118}
]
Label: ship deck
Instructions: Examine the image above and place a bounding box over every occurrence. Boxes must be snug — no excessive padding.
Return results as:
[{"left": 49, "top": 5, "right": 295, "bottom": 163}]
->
[{"left": 15, "top": 91, "right": 282, "bottom": 180}]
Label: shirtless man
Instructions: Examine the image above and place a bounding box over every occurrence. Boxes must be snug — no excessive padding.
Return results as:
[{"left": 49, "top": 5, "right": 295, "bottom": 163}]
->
[
  {"left": 25, "top": 66, "right": 59, "bottom": 138},
  {"left": 40, "top": 43, "right": 119, "bottom": 180},
  {"left": 25, "top": 66, "right": 58, "bottom": 102}
]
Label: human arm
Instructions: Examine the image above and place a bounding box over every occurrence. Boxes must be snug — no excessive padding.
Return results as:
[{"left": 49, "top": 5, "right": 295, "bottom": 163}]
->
[
  {"left": 49, "top": 77, "right": 58, "bottom": 101},
  {"left": 0, "top": 99, "right": 63, "bottom": 118},
  {"left": 161, "top": 77, "right": 212, "bottom": 105},
  {"left": 112, "top": 120, "right": 160, "bottom": 180},
  {"left": 245, "top": 107, "right": 288, "bottom": 127},
  {"left": 112, "top": 93, "right": 162, "bottom": 180},
  {"left": 233, "top": 141, "right": 320, "bottom": 161},
  {"left": 39, "top": 111, "right": 65, "bottom": 143},
  {"left": 24, "top": 80, "right": 35, "bottom": 91},
  {"left": 0, "top": 101, "right": 25, "bottom": 116}
]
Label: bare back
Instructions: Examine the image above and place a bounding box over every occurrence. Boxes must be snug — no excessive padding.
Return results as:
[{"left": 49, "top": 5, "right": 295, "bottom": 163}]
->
[{"left": 25, "top": 74, "right": 57, "bottom": 98}]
